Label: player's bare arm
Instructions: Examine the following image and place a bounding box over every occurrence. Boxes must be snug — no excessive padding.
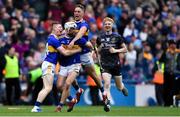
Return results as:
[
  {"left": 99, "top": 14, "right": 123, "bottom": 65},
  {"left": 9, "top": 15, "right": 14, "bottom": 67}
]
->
[
  {"left": 57, "top": 46, "right": 82, "bottom": 56},
  {"left": 85, "top": 41, "right": 93, "bottom": 50},
  {"left": 109, "top": 43, "right": 128, "bottom": 54},
  {"left": 69, "top": 26, "right": 87, "bottom": 46}
]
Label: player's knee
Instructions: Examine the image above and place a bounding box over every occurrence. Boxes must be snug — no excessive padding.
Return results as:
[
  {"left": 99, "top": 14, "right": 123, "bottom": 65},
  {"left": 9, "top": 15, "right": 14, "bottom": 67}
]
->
[
  {"left": 44, "top": 86, "right": 53, "bottom": 93},
  {"left": 64, "top": 82, "right": 71, "bottom": 89},
  {"left": 104, "top": 82, "right": 110, "bottom": 89},
  {"left": 57, "top": 84, "right": 63, "bottom": 91}
]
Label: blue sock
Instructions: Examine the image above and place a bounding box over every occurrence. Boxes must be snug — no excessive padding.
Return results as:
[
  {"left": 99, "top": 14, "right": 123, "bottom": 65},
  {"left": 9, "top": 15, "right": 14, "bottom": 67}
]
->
[
  {"left": 100, "top": 87, "right": 104, "bottom": 93},
  {"left": 67, "top": 96, "right": 73, "bottom": 101},
  {"left": 73, "top": 85, "right": 79, "bottom": 91},
  {"left": 35, "top": 101, "right": 41, "bottom": 107},
  {"left": 58, "top": 102, "right": 64, "bottom": 107}
]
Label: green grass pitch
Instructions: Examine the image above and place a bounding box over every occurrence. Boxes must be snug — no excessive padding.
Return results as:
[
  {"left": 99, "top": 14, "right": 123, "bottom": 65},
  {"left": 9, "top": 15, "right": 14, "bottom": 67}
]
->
[{"left": 0, "top": 106, "right": 179, "bottom": 116}]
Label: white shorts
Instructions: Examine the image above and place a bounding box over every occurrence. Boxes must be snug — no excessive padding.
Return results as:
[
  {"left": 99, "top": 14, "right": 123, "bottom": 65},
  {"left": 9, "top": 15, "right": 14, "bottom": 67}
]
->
[
  {"left": 80, "top": 52, "right": 94, "bottom": 66},
  {"left": 59, "top": 63, "right": 81, "bottom": 77},
  {"left": 41, "top": 61, "right": 55, "bottom": 76}
]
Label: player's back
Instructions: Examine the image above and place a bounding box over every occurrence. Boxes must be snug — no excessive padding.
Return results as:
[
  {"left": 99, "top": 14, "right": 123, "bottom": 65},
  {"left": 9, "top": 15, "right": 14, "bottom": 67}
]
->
[{"left": 44, "top": 35, "right": 61, "bottom": 65}]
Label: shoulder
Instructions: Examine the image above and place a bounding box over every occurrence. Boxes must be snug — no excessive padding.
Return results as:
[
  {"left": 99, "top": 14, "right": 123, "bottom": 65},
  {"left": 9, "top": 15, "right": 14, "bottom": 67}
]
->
[
  {"left": 82, "top": 20, "right": 88, "bottom": 24},
  {"left": 48, "top": 35, "right": 59, "bottom": 44},
  {"left": 113, "top": 33, "right": 124, "bottom": 40},
  {"left": 81, "top": 20, "right": 89, "bottom": 27},
  {"left": 98, "top": 32, "right": 105, "bottom": 37},
  {"left": 112, "top": 32, "right": 122, "bottom": 38}
]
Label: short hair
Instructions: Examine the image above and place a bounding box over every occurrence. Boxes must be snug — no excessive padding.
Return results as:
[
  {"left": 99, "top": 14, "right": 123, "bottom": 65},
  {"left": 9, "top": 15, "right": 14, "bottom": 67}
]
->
[
  {"left": 168, "top": 39, "right": 176, "bottom": 45},
  {"left": 103, "top": 17, "right": 114, "bottom": 24},
  {"left": 75, "top": 4, "right": 85, "bottom": 11}
]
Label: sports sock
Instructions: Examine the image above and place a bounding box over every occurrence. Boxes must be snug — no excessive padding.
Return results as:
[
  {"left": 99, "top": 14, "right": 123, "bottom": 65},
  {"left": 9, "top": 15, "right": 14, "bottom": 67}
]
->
[
  {"left": 67, "top": 96, "right": 73, "bottom": 101},
  {"left": 100, "top": 87, "right": 104, "bottom": 93},
  {"left": 58, "top": 102, "right": 64, "bottom": 107},
  {"left": 73, "top": 85, "right": 79, "bottom": 91},
  {"left": 35, "top": 101, "right": 41, "bottom": 107}
]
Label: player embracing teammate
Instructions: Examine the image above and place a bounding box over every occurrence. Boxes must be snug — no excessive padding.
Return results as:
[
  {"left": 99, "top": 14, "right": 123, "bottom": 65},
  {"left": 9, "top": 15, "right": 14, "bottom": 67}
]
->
[{"left": 31, "top": 4, "right": 128, "bottom": 113}]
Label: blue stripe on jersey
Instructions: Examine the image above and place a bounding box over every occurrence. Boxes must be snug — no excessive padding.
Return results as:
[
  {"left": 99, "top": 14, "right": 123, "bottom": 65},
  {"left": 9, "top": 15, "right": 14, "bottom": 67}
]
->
[
  {"left": 76, "top": 20, "right": 90, "bottom": 54},
  {"left": 44, "top": 35, "right": 61, "bottom": 65}
]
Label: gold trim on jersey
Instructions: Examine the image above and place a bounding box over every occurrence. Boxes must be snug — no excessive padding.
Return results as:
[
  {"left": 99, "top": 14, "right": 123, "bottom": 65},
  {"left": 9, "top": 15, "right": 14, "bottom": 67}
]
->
[
  {"left": 75, "top": 29, "right": 89, "bottom": 36},
  {"left": 62, "top": 44, "right": 80, "bottom": 50},
  {"left": 48, "top": 46, "right": 58, "bottom": 52}
]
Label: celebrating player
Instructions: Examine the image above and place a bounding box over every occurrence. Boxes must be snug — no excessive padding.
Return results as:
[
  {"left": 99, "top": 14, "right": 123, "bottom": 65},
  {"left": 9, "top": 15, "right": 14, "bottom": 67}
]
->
[
  {"left": 31, "top": 23, "right": 81, "bottom": 112},
  {"left": 55, "top": 21, "right": 93, "bottom": 112},
  {"left": 69, "top": 4, "right": 108, "bottom": 107},
  {"left": 96, "top": 17, "right": 129, "bottom": 112}
]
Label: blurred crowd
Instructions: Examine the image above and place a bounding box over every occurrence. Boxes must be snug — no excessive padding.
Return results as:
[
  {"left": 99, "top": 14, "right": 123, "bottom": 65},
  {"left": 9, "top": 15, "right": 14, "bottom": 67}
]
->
[{"left": 0, "top": 0, "right": 180, "bottom": 106}]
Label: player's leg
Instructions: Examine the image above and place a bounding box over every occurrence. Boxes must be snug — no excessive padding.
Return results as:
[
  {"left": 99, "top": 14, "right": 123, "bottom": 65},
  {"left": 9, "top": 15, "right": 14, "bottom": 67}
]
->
[
  {"left": 31, "top": 74, "right": 54, "bottom": 112},
  {"left": 66, "top": 64, "right": 81, "bottom": 112},
  {"left": 56, "top": 74, "right": 65, "bottom": 93},
  {"left": 31, "top": 61, "right": 55, "bottom": 112},
  {"left": 56, "top": 71, "right": 78, "bottom": 112},
  {"left": 102, "top": 72, "right": 112, "bottom": 99},
  {"left": 102, "top": 72, "right": 111, "bottom": 112},
  {"left": 85, "top": 65, "right": 103, "bottom": 90},
  {"left": 114, "top": 75, "right": 128, "bottom": 96},
  {"left": 81, "top": 53, "right": 106, "bottom": 97},
  {"left": 72, "top": 79, "right": 84, "bottom": 103},
  {"left": 57, "top": 66, "right": 75, "bottom": 102}
]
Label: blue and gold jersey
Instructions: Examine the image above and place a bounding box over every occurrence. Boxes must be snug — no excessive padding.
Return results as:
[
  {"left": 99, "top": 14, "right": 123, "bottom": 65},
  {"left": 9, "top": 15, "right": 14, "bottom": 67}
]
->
[
  {"left": 44, "top": 35, "right": 61, "bottom": 65},
  {"left": 76, "top": 20, "right": 90, "bottom": 54},
  {"left": 59, "top": 36, "right": 87, "bottom": 66}
]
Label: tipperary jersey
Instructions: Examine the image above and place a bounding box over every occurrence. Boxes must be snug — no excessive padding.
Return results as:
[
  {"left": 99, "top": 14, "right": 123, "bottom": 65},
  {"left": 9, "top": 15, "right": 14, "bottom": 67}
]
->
[
  {"left": 59, "top": 36, "right": 87, "bottom": 66},
  {"left": 44, "top": 34, "right": 61, "bottom": 65},
  {"left": 75, "top": 20, "right": 90, "bottom": 54}
]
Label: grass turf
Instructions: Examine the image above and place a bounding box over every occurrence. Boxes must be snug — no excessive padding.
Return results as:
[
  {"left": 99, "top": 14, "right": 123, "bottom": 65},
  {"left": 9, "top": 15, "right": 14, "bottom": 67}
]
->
[{"left": 0, "top": 106, "right": 179, "bottom": 116}]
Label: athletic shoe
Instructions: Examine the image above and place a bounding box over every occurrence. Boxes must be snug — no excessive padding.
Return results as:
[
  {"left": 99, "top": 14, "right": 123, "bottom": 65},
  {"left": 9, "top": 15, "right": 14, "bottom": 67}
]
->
[
  {"left": 67, "top": 98, "right": 77, "bottom": 112},
  {"left": 54, "top": 105, "right": 62, "bottom": 112},
  {"left": 122, "top": 87, "right": 128, "bottom": 96},
  {"left": 76, "top": 88, "right": 84, "bottom": 103},
  {"left": 104, "top": 100, "right": 111, "bottom": 112},
  {"left": 31, "top": 106, "right": 42, "bottom": 112}
]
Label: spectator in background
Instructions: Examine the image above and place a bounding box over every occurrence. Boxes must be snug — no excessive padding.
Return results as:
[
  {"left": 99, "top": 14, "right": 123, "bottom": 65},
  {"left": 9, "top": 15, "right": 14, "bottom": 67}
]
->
[
  {"left": 88, "top": 21, "right": 99, "bottom": 41},
  {"left": 106, "top": 0, "right": 122, "bottom": 28},
  {"left": 152, "top": 51, "right": 164, "bottom": 106},
  {"left": 161, "top": 40, "right": 179, "bottom": 106},
  {"left": 138, "top": 43, "right": 154, "bottom": 80},
  {"left": 33, "top": 42, "right": 46, "bottom": 65},
  {"left": 131, "top": 7, "right": 144, "bottom": 32},
  {"left": 96, "top": 10, "right": 107, "bottom": 30},
  {"left": 160, "top": 40, "right": 180, "bottom": 106},
  {"left": 125, "top": 43, "right": 137, "bottom": 69},
  {"left": 87, "top": 36, "right": 102, "bottom": 106},
  {"left": 118, "top": 9, "right": 130, "bottom": 35},
  {"left": 167, "top": 25, "right": 178, "bottom": 41},
  {"left": 3, "top": 45, "right": 21, "bottom": 105},
  {"left": 123, "top": 22, "right": 138, "bottom": 43},
  {"left": 0, "top": 37, "right": 6, "bottom": 104},
  {"left": 48, "top": 0, "right": 64, "bottom": 23}
]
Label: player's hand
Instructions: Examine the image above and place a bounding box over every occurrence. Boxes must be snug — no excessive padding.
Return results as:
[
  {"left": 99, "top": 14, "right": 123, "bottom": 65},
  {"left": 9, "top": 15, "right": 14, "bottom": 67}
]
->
[
  {"left": 109, "top": 47, "right": 117, "bottom": 53},
  {"left": 77, "top": 47, "right": 82, "bottom": 52},
  {"left": 68, "top": 40, "right": 75, "bottom": 48}
]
